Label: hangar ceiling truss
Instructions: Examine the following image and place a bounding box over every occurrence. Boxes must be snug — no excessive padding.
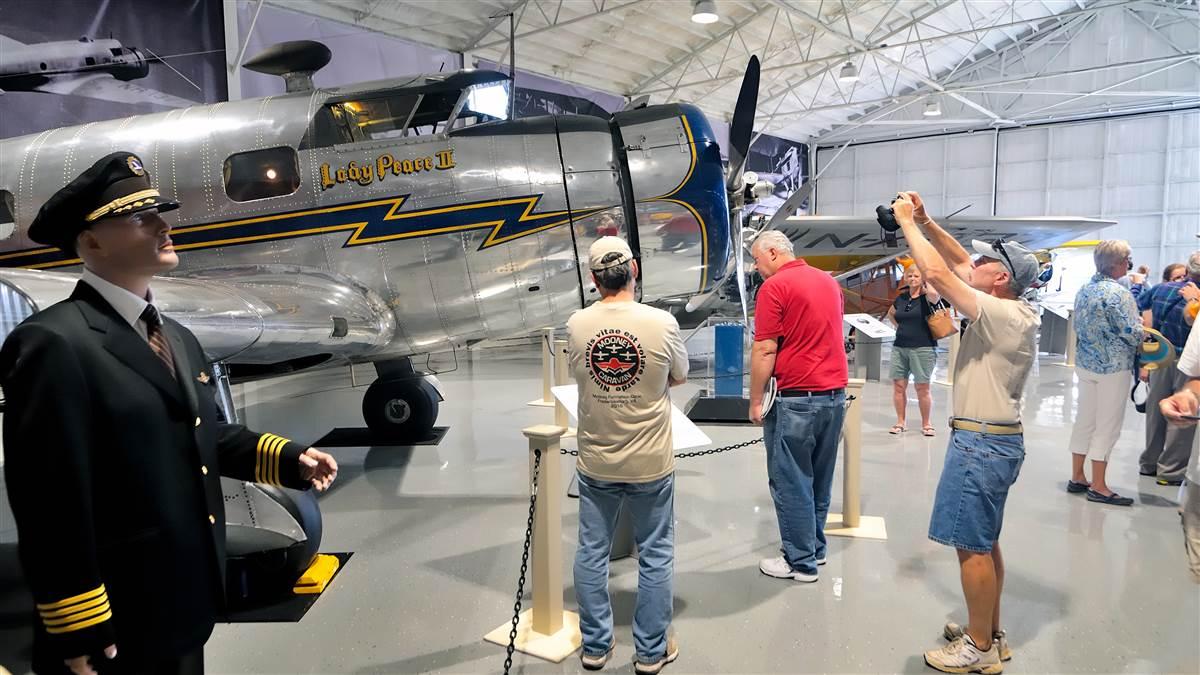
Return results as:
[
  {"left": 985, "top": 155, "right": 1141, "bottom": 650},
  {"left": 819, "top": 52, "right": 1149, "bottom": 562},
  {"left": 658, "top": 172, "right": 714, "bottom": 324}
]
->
[{"left": 253, "top": 0, "right": 1200, "bottom": 144}]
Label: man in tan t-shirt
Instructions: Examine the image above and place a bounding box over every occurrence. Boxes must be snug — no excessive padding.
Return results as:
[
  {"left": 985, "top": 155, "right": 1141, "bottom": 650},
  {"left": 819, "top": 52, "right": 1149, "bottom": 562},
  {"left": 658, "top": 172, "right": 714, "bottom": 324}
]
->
[
  {"left": 567, "top": 236, "right": 687, "bottom": 674},
  {"left": 892, "top": 192, "right": 1040, "bottom": 675}
]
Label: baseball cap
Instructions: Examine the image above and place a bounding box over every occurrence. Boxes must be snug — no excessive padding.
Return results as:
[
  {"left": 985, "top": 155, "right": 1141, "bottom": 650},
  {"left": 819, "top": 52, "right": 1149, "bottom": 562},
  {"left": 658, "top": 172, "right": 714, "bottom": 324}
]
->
[
  {"left": 972, "top": 239, "right": 1039, "bottom": 291},
  {"left": 589, "top": 236, "right": 633, "bottom": 271}
]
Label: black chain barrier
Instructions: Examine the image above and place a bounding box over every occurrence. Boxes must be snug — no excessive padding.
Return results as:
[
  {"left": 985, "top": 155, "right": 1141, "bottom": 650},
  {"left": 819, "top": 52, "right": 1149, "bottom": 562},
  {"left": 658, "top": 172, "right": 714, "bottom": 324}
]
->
[
  {"left": 501, "top": 393, "right": 857, "bottom": 672},
  {"left": 558, "top": 436, "right": 764, "bottom": 458},
  {"left": 503, "top": 448, "right": 542, "bottom": 675}
]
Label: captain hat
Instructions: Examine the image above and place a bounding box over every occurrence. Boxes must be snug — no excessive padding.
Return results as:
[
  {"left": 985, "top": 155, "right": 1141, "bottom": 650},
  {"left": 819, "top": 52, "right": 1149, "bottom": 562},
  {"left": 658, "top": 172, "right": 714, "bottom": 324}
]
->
[
  {"left": 589, "top": 236, "right": 634, "bottom": 271},
  {"left": 28, "top": 151, "right": 180, "bottom": 252}
]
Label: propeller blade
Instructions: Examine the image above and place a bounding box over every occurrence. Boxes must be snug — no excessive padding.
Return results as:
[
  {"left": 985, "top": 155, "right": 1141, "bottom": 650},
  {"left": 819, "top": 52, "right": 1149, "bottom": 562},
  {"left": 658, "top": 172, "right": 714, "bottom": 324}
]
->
[
  {"left": 725, "top": 55, "right": 760, "bottom": 191},
  {"left": 762, "top": 180, "right": 815, "bottom": 232}
]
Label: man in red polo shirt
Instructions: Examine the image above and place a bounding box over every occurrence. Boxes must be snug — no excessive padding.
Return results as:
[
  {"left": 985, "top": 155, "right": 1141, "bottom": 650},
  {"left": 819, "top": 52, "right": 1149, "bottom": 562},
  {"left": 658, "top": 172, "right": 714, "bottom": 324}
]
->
[{"left": 748, "top": 230, "right": 849, "bottom": 583}]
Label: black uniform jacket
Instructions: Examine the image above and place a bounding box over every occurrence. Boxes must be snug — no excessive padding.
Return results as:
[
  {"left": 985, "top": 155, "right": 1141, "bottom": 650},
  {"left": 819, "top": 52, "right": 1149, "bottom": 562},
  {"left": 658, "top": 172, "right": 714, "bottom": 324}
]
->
[{"left": 0, "top": 281, "right": 310, "bottom": 665}]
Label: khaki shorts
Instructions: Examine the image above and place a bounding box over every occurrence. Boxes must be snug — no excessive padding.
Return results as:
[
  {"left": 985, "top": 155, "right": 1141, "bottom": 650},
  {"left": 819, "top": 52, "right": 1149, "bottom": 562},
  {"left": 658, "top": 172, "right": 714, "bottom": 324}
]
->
[{"left": 891, "top": 346, "right": 936, "bottom": 384}]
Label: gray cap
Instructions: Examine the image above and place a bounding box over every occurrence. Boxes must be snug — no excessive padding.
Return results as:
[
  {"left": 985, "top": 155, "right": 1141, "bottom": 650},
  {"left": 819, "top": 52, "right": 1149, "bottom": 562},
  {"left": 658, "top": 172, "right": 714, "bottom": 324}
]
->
[{"left": 972, "top": 239, "right": 1039, "bottom": 291}]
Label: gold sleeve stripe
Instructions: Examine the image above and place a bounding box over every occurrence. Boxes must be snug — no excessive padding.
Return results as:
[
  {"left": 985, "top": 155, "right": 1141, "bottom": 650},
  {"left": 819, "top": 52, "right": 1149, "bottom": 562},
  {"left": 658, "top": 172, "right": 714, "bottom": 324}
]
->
[
  {"left": 45, "top": 609, "right": 113, "bottom": 634},
  {"left": 39, "top": 594, "right": 107, "bottom": 618},
  {"left": 255, "top": 434, "right": 268, "bottom": 483},
  {"left": 35, "top": 585, "right": 106, "bottom": 611},
  {"left": 271, "top": 432, "right": 286, "bottom": 485},
  {"left": 272, "top": 435, "right": 288, "bottom": 486},
  {"left": 43, "top": 600, "right": 110, "bottom": 626},
  {"left": 264, "top": 436, "right": 278, "bottom": 486},
  {"left": 255, "top": 433, "right": 292, "bottom": 486}
]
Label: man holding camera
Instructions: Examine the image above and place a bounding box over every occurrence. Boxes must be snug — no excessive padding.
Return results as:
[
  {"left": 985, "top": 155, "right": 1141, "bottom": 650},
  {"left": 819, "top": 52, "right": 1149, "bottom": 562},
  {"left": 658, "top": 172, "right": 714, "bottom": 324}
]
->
[{"left": 891, "top": 192, "right": 1040, "bottom": 674}]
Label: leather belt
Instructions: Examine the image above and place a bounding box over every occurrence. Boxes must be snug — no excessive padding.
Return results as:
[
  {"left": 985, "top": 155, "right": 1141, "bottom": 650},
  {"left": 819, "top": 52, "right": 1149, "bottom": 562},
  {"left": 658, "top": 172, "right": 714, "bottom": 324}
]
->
[
  {"left": 950, "top": 418, "right": 1023, "bottom": 435},
  {"left": 778, "top": 388, "right": 845, "bottom": 398}
]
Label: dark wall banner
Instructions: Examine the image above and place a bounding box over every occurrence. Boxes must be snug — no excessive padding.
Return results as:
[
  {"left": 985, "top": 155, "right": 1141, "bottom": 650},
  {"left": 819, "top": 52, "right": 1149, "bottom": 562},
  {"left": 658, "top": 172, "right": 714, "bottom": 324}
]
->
[{"left": 0, "top": 0, "right": 227, "bottom": 139}]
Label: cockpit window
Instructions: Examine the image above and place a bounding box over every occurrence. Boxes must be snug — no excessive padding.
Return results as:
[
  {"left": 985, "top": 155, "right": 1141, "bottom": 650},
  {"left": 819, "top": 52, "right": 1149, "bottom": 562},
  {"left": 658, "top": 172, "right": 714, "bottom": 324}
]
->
[
  {"left": 461, "top": 81, "right": 510, "bottom": 125},
  {"left": 301, "top": 81, "right": 511, "bottom": 149},
  {"left": 223, "top": 147, "right": 301, "bottom": 203}
]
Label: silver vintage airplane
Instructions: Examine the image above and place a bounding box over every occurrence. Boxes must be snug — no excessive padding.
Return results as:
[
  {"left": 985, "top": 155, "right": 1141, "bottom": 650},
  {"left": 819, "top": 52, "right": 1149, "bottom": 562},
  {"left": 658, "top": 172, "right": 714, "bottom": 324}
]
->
[
  {"left": 0, "top": 41, "right": 1107, "bottom": 443},
  {"left": 0, "top": 34, "right": 195, "bottom": 108},
  {"left": 0, "top": 41, "right": 1111, "bottom": 599}
]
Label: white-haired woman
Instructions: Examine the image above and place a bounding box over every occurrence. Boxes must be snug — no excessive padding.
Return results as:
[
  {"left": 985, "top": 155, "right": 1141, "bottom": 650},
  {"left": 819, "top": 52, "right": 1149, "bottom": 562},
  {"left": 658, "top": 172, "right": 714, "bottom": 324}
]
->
[{"left": 1068, "top": 240, "right": 1142, "bottom": 506}]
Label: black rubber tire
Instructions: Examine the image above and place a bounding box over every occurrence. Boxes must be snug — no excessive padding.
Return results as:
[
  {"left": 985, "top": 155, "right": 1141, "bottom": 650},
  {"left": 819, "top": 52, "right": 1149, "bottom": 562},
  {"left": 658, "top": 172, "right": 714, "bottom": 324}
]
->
[
  {"left": 224, "top": 487, "right": 323, "bottom": 606},
  {"left": 362, "top": 379, "right": 439, "bottom": 443}
]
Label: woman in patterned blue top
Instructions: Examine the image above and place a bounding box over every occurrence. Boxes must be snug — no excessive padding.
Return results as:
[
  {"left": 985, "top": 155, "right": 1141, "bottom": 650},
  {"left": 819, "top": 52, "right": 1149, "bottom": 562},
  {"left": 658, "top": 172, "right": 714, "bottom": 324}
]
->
[{"left": 1067, "top": 240, "right": 1143, "bottom": 506}]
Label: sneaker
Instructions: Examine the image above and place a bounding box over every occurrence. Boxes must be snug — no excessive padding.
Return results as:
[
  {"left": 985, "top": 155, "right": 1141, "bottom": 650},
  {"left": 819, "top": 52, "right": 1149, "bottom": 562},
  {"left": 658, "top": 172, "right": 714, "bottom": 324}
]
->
[
  {"left": 1139, "top": 466, "right": 1157, "bottom": 477},
  {"left": 633, "top": 636, "right": 678, "bottom": 675},
  {"left": 758, "top": 556, "right": 818, "bottom": 582},
  {"left": 924, "top": 634, "right": 1003, "bottom": 674},
  {"left": 1157, "top": 477, "right": 1184, "bottom": 487},
  {"left": 944, "top": 623, "right": 1012, "bottom": 661},
  {"left": 581, "top": 643, "right": 614, "bottom": 670},
  {"left": 817, "top": 556, "right": 828, "bottom": 566}
]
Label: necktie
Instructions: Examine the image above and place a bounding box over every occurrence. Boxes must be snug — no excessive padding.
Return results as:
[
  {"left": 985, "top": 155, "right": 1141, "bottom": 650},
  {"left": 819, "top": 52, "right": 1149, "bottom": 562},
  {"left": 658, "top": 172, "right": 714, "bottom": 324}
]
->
[{"left": 140, "top": 304, "right": 176, "bottom": 380}]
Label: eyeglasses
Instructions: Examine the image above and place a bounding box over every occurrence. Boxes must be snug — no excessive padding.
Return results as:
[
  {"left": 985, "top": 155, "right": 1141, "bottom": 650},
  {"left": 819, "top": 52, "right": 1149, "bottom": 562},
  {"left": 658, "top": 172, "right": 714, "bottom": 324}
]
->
[{"left": 990, "top": 238, "right": 1017, "bottom": 276}]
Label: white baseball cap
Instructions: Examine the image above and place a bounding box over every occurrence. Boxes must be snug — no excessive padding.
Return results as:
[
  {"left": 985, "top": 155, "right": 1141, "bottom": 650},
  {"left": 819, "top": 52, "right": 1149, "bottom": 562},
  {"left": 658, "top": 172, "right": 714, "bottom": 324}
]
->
[{"left": 589, "top": 236, "right": 633, "bottom": 271}]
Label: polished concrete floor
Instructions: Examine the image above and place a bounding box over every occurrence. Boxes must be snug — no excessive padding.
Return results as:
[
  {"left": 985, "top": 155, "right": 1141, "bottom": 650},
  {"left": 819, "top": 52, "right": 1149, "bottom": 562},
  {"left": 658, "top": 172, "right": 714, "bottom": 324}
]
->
[
  {"left": 190, "top": 343, "right": 1199, "bottom": 674},
  {"left": 1, "top": 342, "right": 1193, "bottom": 673}
]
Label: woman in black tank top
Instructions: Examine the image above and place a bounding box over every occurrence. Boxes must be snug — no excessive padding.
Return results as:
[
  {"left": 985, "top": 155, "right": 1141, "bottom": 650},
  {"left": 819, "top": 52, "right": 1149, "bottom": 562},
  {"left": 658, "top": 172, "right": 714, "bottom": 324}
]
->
[{"left": 885, "top": 265, "right": 941, "bottom": 436}]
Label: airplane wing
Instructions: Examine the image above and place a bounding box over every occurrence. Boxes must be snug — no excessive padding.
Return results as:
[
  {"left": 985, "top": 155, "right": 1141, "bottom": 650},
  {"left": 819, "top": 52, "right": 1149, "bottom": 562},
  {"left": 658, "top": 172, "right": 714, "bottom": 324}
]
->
[
  {"left": 0, "top": 266, "right": 396, "bottom": 366},
  {"left": 33, "top": 73, "right": 196, "bottom": 108},
  {"left": 0, "top": 34, "right": 25, "bottom": 51},
  {"left": 775, "top": 215, "right": 1112, "bottom": 256}
]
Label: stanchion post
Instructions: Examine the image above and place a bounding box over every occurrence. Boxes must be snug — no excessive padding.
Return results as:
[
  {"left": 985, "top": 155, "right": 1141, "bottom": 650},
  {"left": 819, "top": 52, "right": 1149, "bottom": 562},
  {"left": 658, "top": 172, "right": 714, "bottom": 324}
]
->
[
  {"left": 483, "top": 425, "right": 580, "bottom": 661},
  {"left": 553, "top": 338, "right": 570, "bottom": 430},
  {"left": 1065, "top": 310, "right": 1076, "bottom": 367},
  {"left": 528, "top": 328, "right": 556, "bottom": 406},
  {"left": 543, "top": 328, "right": 556, "bottom": 403},
  {"left": 841, "top": 379, "right": 865, "bottom": 529},
  {"left": 527, "top": 425, "right": 565, "bottom": 635}
]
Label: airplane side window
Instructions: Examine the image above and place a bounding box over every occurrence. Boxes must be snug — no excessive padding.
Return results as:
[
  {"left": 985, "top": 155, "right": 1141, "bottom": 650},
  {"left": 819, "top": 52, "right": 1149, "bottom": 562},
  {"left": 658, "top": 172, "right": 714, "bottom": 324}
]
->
[
  {"left": 0, "top": 190, "right": 15, "bottom": 240},
  {"left": 223, "top": 147, "right": 301, "bottom": 203}
]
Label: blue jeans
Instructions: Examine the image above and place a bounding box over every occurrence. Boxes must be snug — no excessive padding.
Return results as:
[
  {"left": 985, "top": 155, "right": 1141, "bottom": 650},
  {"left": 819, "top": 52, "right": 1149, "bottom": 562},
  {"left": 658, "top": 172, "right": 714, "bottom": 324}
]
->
[
  {"left": 574, "top": 472, "right": 674, "bottom": 662},
  {"left": 763, "top": 393, "right": 846, "bottom": 575},
  {"left": 928, "top": 430, "right": 1025, "bottom": 553}
]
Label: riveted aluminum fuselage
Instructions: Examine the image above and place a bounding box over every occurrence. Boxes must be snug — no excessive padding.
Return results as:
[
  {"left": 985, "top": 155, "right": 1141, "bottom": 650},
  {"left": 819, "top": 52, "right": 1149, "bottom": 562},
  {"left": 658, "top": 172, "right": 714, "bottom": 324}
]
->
[{"left": 0, "top": 75, "right": 728, "bottom": 367}]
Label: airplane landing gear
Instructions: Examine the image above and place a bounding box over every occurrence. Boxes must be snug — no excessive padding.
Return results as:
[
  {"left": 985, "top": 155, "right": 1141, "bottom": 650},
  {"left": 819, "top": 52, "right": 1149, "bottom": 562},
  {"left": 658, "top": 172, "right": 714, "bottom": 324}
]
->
[{"left": 362, "top": 358, "right": 442, "bottom": 443}]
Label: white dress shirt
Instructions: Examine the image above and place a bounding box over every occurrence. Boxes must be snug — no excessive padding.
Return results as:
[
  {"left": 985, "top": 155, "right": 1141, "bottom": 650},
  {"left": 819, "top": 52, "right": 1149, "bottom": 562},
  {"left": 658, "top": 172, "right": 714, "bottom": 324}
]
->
[{"left": 80, "top": 268, "right": 156, "bottom": 343}]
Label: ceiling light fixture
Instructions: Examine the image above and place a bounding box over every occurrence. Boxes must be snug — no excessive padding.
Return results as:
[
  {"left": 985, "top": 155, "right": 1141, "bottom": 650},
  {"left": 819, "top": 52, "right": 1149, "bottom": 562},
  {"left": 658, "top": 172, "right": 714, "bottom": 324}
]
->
[
  {"left": 923, "top": 100, "right": 942, "bottom": 117},
  {"left": 838, "top": 61, "right": 859, "bottom": 83},
  {"left": 692, "top": 0, "right": 719, "bottom": 24}
]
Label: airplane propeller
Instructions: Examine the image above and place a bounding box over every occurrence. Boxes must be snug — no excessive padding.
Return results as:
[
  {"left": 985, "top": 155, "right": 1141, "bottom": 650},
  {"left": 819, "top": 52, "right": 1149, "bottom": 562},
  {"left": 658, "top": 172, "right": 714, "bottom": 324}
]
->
[
  {"left": 725, "top": 56, "right": 760, "bottom": 326},
  {"left": 685, "top": 55, "right": 759, "bottom": 325},
  {"left": 725, "top": 55, "right": 760, "bottom": 193}
]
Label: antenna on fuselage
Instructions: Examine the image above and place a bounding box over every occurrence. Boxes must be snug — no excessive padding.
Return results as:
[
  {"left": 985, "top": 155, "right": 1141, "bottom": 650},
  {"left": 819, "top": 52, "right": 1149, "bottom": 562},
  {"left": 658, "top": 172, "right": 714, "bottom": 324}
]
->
[
  {"left": 243, "top": 40, "right": 331, "bottom": 93},
  {"left": 489, "top": 10, "right": 518, "bottom": 120}
]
